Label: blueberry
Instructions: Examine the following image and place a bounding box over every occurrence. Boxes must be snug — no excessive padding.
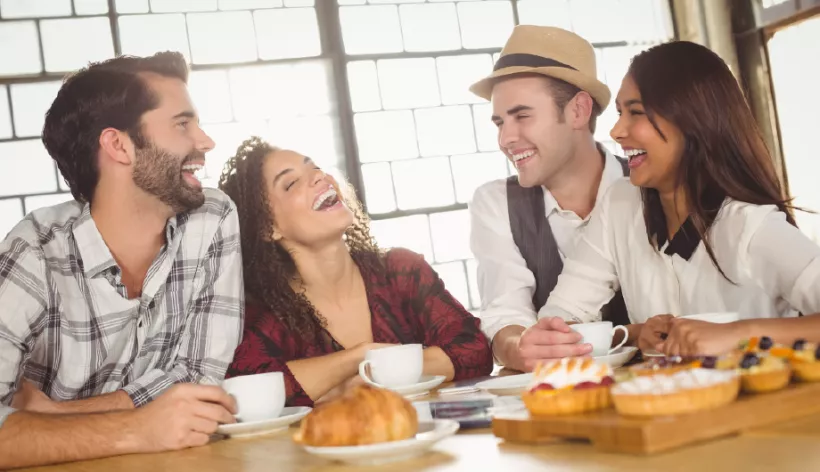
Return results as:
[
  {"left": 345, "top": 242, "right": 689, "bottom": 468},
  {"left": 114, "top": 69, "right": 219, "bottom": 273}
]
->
[
  {"left": 793, "top": 339, "right": 807, "bottom": 351},
  {"left": 759, "top": 336, "right": 773, "bottom": 350},
  {"left": 740, "top": 353, "right": 759, "bottom": 369},
  {"left": 815, "top": 346, "right": 820, "bottom": 361},
  {"left": 701, "top": 356, "right": 717, "bottom": 369}
]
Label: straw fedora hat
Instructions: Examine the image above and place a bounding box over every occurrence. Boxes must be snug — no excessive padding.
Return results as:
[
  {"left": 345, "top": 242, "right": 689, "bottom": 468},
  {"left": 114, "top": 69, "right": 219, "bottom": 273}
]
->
[{"left": 470, "top": 25, "right": 611, "bottom": 111}]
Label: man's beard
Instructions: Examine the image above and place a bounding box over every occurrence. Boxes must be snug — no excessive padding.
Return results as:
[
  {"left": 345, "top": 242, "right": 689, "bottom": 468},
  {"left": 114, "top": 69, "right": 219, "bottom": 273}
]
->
[{"left": 132, "top": 142, "right": 205, "bottom": 214}]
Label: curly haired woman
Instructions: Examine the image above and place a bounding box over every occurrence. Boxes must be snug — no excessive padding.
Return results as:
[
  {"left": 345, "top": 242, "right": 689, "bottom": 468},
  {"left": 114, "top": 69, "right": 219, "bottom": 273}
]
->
[{"left": 220, "top": 137, "right": 493, "bottom": 406}]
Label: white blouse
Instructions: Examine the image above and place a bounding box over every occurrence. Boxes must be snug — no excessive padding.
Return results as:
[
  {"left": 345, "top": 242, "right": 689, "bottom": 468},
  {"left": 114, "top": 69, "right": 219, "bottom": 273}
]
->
[{"left": 539, "top": 178, "right": 820, "bottom": 324}]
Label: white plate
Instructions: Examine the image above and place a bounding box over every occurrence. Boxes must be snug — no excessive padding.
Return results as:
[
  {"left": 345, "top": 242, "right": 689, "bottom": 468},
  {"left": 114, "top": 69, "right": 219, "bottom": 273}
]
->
[
  {"left": 474, "top": 373, "right": 533, "bottom": 396},
  {"left": 217, "top": 406, "right": 311, "bottom": 438},
  {"left": 594, "top": 346, "right": 639, "bottom": 368},
  {"left": 367, "top": 375, "right": 447, "bottom": 398},
  {"left": 301, "top": 419, "right": 459, "bottom": 466},
  {"left": 642, "top": 349, "right": 665, "bottom": 357}
]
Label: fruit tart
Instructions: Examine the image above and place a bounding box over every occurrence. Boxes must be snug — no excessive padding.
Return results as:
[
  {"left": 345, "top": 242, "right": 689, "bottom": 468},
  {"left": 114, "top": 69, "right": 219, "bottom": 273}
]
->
[
  {"left": 522, "top": 358, "right": 614, "bottom": 416},
  {"left": 629, "top": 355, "right": 737, "bottom": 377},
  {"left": 737, "top": 351, "right": 791, "bottom": 393},
  {"left": 293, "top": 384, "right": 418, "bottom": 447},
  {"left": 612, "top": 368, "right": 740, "bottom": 417},
  {"left": 787, "top": 339, "right": 820, "bottom": 382}
]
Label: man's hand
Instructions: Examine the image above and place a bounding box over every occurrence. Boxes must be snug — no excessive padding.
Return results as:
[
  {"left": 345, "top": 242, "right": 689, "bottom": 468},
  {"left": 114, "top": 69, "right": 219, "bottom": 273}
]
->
[
  {"left": 131, "top": 384, "right": 237, "bottom": 452},
  {"left": 515, "top": 317, "right": 592, "bottom": 372},
  {"left": 11, "top": 380, "right": 59, "bottom": 414},
  {"left": 658, "top": 318, "right": 749, "bottom": 357},
  {"left": 637, "top": 315, "right": 674, "bottom": 353}
]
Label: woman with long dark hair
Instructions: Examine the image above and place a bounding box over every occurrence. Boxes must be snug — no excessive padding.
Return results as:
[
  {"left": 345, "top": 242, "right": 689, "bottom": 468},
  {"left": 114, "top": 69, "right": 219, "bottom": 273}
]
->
[
  {"left": 219, "top": 138, "right": 492, "bottom": 406},
  {"left": 538, "top": 41, "right": 820, "bottom": 355}
]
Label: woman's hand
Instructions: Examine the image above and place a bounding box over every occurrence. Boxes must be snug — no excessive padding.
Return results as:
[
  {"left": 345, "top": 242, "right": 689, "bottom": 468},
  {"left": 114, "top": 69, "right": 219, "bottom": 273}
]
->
[
  {"left": 637, "top": 315, "right": 674, "bottom": 353},
  {"left": 658, "top": 318, "right": 749, "bottom": 357}
]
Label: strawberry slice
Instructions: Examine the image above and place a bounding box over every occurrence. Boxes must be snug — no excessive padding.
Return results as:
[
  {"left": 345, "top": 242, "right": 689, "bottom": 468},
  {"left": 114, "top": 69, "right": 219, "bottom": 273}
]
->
[
  {"left": 532, "top": 383, "right": 555, "bottom": 392},
  {"left": 600, "top": 376, "right": 615, "bottom": 386},
  {"left": 573, "top": 381, "right": 601, "bottom": 390}
]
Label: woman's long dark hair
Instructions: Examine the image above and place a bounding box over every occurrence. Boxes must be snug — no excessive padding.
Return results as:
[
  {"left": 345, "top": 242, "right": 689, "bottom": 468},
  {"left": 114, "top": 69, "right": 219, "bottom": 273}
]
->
[
  {"left": 629, "top": 41, "right": 795, "bottom": 279},
  {"left": 218, "top": 137, "right": 383, "bottom": 341}
]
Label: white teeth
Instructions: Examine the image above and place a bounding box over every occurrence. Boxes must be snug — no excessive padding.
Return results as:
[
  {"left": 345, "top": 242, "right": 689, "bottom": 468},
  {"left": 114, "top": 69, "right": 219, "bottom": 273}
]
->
[
  {"left": 182, "top": 164, "right": 203, "bottom": 172},
  {"left": 625, "top": 149, "right": 647, "bottom": 158},
  {"left": 510, "top": 150, "right": 536, "bottom": 162},
  {"left": 312, "top": 187, "right": 338, "bottom": 211}
]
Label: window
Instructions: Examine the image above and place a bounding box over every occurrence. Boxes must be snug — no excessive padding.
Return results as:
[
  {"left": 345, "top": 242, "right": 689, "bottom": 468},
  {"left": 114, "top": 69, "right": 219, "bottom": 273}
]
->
[{"left": 0, "top": 0, "right": 674, "bottom": 314}]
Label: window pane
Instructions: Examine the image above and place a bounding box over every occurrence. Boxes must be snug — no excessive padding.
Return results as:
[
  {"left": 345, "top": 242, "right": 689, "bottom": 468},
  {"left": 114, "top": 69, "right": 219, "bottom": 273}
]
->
[
  {"left": 618, "top": 0, "right": 673, "bottom": 42},
  {"left": 360, "top": 162, "right": 396, "bottom": 214},
  {"left": 437, "top": 54, "right": 492, "bottom": 105},
  {"left": 284, "top": 0, "right": 313, "bottom": 6},
  {"left": 369, "top": 0, "right": 423, "bottom": 3},
  {"left": 288, "top": 60, "right": 334, "bottom": 116},
  {"left": 450, "top": 152, "right": 508, "bottom": 203},
  {"left": 25, "top": 193, "right": 73, "bottom": 214},
  {"left": 254, "top": 8, "right": 321, "bottom": 60},
  {"left": 569, "top": 0, "right": 624, "bottom": 44},
  {"left": 0, "top": 140, "right": 58, "bottom": 196},
  {"left": 378, "top": 58, "right": 440, "bottom": 109},
  {"left": 340, "top": 6, "right": 403, "bottom": 55},
  {"left": 0, "top": 21, "right": 41, "bottom": 77},
  {"left": 399, "top": 3, "right": 461, "bottom": 52},
  {"left": 119, "top": 14, "right": 191, "bottom": 62},
  {"left": 0, "top": 87, "right": 12, "bottom": 139},
  {"left": 465, "top": 258, "right": 480, "bottom": 308},
  {"left": 0, "top": 0, "right": 71, "bottom": 18},
  {"left": 415, "top": 106, "right": 475, "bottom": 157},
  {"left": 10, "top": 81, "right": 62, "bottom": 138},
  {"left": 219, "top": 0, "right": 282, "bottom": 9},
  {"left": 354, "top": 110, "right": 418, "bottom": 162},
  {"left": 115, "top": 0, "right": 149, "bottom": 13},
  {"left": 0, "top": 199, "right": 23, "bottom": 239},
  {"left": 457, "top": 1, "right": 514, "bottom": 50},
  {"left": 370, "top": 215, "right": 432, "bottom": 260},
  {"left": 74, "top": 0, "right": 109, "bottom": 14},
  {"left": 40, "top": 18, "right": 115, "bottom": 73},
  {"left": 338, "top": 0, "right": 365, "bottom": 4},
  {"left": 598, "top": 45, "right": 647, "bottom": 89},
  {"left": 472, "top": 103, "right": 497, "bottom": 152},
  {"left": 347, "top": 61, "right": 382, "bottom": 112},
  {"left": 432, "top": 261, "right": 471, "bottom": 309},
  {"left": 188, "top": 70, "right": 233, "bottom": 124},
  {"left": 187, "top": 11, "right": 257, "bottom": 64},
  {"left": 229, "top": 61, "right": 332, "bottom": 121},
  {"left": 267, "top": 115, "right": 342, "bottom": 170},
  {"left": 517, "top": 0, "right": 572, "bottom": 29},
  {"left": 200, "top": 121, "right": 269, "bottom": 187},
  {"left": 429, "top": 209, "right": 471, "bottom": 262},
  {"left": 150, "top": 0, "right": 217, "bottom": 12},
  {"left": 391, "top": 156, "right": 455, "bottom": 210},
  {"left": 595, "top": 107, "right": 619, "bottom": 143}
]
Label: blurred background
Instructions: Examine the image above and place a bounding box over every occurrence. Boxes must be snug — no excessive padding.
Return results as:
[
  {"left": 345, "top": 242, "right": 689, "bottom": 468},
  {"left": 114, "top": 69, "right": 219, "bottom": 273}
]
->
[{"left": 0, "top": 0, "right": 816, "bottom": 314}]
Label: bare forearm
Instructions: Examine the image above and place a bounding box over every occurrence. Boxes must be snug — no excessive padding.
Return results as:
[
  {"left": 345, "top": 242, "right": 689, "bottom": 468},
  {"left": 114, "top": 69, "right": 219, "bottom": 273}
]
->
[
  {"left": 51, "top": 390, "right": 135, "bottom": 414},
  {"left": 742, "top": 316, "right": 820, "bottom": 346},
  {"left": 287, "top": 347, "right": 364, "bottom": 401},
  {"left": 422, "top": 347, "right": 455, "bottom": 381},
  {"left": 0, "top": 410, "right": 142, "bottom": 469},
  {"left": 492, "top": 325, "right": 526, "bottom": 372},
  {"left": 624, "top": 324, "right": 643, "bottom": 346}
]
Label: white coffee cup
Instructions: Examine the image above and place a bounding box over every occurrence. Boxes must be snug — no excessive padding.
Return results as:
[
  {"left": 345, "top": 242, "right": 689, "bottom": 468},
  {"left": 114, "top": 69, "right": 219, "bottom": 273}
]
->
[
  {"left": 358, "top": 344, "right": 423, "bottom": 388},
  {"left": 680, "top": 312, "right": 739, "bottom": 323},
  {"left": 570, "top": 321, "right": 629, "bottom": 357},
  {"left": 222, "top": 372, "right": 285, "bottom": 423}
]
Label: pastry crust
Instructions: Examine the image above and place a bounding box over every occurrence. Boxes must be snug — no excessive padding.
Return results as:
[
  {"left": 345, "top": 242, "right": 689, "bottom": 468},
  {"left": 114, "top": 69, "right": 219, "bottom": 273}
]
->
[
  {"left": 613, "top": 376, "right": 740, "bottom": 417},
  {"left": 741, "top": 368, "right": 792, "bottom": 393},
  {"left": 792, "top": 361, "right": 820, "bottom": 382},
  {"left": 522, "top": 386, "right": 612, "bottom": 416},
  {"left": 293, "top": 384, "right": 418, "bottom": 447}
]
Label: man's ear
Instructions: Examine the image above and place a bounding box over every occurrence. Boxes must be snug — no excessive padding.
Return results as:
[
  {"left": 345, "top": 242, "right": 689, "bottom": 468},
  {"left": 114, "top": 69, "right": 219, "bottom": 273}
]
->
[
  {"left": 98, "top": 128, "right": 134, "bottom": 166},
  {"left": 568, "top": 91, "right": 594, "bottom": 131}
]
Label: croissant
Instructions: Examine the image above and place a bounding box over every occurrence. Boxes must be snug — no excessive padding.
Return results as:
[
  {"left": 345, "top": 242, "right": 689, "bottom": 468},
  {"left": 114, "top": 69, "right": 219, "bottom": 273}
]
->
[{"left": 293, "top": 384, "right": 418, "bottom": 447}]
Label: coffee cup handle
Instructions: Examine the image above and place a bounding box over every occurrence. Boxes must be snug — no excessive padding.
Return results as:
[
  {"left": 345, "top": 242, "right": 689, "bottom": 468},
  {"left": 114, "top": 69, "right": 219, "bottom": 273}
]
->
[
  {"left": 358, "top": 360, "right": 381, "bottom": 387},
  {"left": 608, "top": 325, "right": 629, "bottom": 354}
]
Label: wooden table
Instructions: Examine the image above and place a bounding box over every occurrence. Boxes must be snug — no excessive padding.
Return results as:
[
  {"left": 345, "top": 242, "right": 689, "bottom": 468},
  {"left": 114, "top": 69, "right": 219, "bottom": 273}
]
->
[{"left": 22, "top": 382, "right": 820, "bottom": 472}]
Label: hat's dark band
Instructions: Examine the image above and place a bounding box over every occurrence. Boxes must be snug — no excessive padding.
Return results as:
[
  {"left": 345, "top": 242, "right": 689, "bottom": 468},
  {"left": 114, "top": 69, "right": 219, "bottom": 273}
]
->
[{"left": 493, "top": 53, "right": 578, "bottom": 72}]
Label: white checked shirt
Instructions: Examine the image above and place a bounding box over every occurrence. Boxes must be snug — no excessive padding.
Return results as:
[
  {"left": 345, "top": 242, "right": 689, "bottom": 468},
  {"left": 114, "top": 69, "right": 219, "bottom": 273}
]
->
[{"left": 0, "top": 188, "right": 244, "bottom": 427}]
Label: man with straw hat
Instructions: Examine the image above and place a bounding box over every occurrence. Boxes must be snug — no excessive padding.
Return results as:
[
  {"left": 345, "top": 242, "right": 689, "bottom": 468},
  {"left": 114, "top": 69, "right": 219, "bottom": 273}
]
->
[{"left": 469, "top": 25, "right": 629, "bottom": 372}]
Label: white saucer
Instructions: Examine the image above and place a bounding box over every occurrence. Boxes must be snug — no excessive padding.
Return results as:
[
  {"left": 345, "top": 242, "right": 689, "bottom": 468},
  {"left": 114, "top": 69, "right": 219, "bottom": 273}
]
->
[
  {"left": 365, "top": 375, "right": 447, "bottom": 398},
  {"left": 642, "top": 349, "right": 665, "bottom": 357},
  {"left": 301, "top": 419, "right": 459, "bottom": 466},
  {"left": 217, "top": 406, "right": 311, "bottom": 438},
  {"left": 474, "top": 373, "right": 533, "bottom": 396},
  {"left": 593, "top": 346, "right": 639, "bottom": 368}
]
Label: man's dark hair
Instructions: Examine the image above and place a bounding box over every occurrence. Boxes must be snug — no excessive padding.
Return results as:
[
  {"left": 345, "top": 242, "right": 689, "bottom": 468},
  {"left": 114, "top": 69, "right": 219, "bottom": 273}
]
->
[
  {"left": 42, "top": 51, "right": 189, "bottom": 203},
  {"left": 544, "top": 76, "right": 602, "bottom": 134}
]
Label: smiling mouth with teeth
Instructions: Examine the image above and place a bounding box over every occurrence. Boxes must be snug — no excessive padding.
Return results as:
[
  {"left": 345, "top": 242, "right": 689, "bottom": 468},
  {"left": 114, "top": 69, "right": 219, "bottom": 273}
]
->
[
  {"left": 181, "top": 162, "right": 204, "bottom": 183},
  {"left": 313, "top": 187, "right": 341, "bottom": 211}
]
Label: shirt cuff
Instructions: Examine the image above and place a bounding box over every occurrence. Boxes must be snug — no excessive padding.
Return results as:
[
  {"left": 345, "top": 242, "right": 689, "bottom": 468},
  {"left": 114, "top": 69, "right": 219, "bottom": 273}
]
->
[
  {"left": 122, "top": 370, "right": 177, "bottom": 407},
  {"left": 0, "top": 405, "right": 15, "bottom": 429}
]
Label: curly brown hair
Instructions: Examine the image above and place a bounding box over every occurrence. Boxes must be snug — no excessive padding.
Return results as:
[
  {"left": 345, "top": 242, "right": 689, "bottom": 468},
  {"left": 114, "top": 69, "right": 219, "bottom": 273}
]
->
[{"left": 218, "top": 136, "right": 383, "bottom": 341}]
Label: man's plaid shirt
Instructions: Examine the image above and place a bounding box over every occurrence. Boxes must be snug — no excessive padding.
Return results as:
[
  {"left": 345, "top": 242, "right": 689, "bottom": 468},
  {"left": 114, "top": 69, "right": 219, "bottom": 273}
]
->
[{"left": 0, "top": 188, "right": 244, "bottom": 427}]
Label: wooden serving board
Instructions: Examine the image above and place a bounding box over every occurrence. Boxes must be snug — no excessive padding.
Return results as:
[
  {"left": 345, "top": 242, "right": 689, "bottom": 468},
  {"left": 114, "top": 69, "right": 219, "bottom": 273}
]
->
[{"left": 492, "top": 381, "right": 820, "bottom": 454}]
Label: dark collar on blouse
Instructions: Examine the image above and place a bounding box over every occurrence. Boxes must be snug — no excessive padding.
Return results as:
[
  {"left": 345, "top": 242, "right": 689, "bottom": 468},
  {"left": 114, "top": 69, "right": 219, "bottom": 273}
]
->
[{"left": 647, "top": 189, "right": 725, "bottom": 261}]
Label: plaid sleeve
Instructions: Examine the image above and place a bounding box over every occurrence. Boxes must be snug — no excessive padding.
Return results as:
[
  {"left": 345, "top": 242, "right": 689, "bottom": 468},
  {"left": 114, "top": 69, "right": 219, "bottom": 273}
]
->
[
  {"left": 123, "top": 200, "right": 245, "bottom": 406},
  {"left": 0, "top": 238, "right": 48, "bottom": 428}
]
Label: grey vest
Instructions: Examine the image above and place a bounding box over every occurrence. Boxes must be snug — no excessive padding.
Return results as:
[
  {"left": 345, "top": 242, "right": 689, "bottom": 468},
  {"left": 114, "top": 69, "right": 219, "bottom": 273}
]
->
[{"left": 506, "top": 156, "right": 631, "bottom": 326}]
